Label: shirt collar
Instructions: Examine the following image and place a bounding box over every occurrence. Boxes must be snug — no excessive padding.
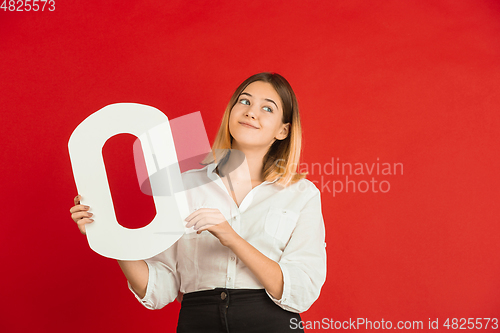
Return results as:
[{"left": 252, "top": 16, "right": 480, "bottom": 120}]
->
[{"left": 206, "top": 162, "right": 279, "bottom": 184}]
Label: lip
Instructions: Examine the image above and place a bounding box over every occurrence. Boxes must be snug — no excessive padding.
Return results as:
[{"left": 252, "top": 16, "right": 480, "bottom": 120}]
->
[{"left": 239, "top": 121, "right": 259, "bottom": 129}]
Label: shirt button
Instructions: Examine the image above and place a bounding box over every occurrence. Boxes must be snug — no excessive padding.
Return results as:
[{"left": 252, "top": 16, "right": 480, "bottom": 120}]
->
[
  {"left": 283, "top": 210, "right": 287, "bottom": 214},
  {"left": 227, "top": 277, "right": 232, "bottom": 281},
  {"left": 221, "top": 292, "right": 227, "bottom": 300},
  {"left": 230, "top": 256, "right": 236, "bottom": 261}
]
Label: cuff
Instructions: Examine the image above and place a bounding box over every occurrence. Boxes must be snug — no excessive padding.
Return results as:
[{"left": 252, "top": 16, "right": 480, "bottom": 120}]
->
[
  {"left": 127, "top": 261, "right": 156, "bottom": 310},
  {"left": 265, "top": 263, "right": 301, "bottom": 313}
]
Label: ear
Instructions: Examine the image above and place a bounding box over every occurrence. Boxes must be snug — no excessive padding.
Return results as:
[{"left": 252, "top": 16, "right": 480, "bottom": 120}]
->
[{"left": 275, "top": 123, "right": 290, "bottom": 140}]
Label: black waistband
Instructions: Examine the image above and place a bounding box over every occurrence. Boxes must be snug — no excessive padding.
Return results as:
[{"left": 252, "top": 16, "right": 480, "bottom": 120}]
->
[{"left": 182, "top": 288, "right": 267, "bottom": 306}]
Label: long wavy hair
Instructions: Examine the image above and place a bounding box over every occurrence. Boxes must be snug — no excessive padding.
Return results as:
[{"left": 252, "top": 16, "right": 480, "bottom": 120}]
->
[{"left": 202, "top": 72, "right": 307, "bottom": 187}]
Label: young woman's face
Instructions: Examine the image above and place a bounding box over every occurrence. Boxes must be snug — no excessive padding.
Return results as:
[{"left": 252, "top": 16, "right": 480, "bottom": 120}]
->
[{"left": 228, "top": 81, "right": 290, "bottom": 151}]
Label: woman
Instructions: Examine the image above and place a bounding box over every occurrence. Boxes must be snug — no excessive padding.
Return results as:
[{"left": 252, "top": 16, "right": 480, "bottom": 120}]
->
[{"left": 70, "top": 72, "right": 326, "bottom": 332}]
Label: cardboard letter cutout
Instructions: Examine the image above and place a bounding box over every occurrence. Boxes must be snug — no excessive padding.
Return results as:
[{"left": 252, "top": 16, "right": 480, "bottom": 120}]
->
[{"left": 68, "top": 103, "right": 188, "bottom": 260}]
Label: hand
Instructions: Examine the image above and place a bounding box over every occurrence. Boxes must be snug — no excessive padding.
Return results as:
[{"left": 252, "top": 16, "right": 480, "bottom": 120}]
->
[
  {"left": 203, "top": 221, "right": 241, "bottom": 248},
  {"left": 184, "top": 208, "right": 239, "bottom": 247},
  {"left": 185, "top": 208, "right": 227, "bottom": 231},
  {"left": 69, "top": 195, "right": 94, "bottom": 235}
]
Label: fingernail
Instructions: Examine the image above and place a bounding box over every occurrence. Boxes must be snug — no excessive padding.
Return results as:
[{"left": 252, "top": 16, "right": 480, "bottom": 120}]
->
[
  {"left": 90, "top": 219, "right": 94, "bottom": 222},
  {"left": 88, "top": 213, "right": 93, "bottom": 216},
  {"left": 84, "top": 206, "right": 89, "bottom": 209}
]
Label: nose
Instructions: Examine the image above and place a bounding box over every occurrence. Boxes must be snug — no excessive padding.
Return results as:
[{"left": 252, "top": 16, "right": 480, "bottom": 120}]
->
[{"left": 244, "top": 106, "right": 257, "bottom": 119}]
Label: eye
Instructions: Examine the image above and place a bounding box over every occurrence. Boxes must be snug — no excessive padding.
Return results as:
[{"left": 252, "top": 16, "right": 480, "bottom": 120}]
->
[
  {"left": 239, "top": 98, "right": 250, "bottom": 105},
  {"left": 263, "top": 106, "right": 273, "bottom": 113}
]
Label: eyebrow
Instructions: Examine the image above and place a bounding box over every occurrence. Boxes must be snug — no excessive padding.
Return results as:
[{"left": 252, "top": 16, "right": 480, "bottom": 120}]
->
[{"left": 240, "top": 92, "right": 279, "bottom": 109}]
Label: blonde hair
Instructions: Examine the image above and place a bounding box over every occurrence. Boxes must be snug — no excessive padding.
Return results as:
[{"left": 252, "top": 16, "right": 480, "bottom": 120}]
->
[{"left": 202, "top": 72, "right": 307, "bottom": 187}]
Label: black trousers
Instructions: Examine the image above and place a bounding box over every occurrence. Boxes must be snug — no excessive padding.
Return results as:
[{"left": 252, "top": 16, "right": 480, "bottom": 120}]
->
[{"left": 177, "top": 288, "right": 304, "bottom": 333}]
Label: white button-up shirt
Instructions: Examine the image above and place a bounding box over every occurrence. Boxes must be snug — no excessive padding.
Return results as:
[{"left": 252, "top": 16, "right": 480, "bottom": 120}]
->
[{"left": 128, "top": 162, "right": 327, "bottom": 313}]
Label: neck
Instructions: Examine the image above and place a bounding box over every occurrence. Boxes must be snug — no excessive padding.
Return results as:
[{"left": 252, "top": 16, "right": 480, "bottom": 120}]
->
[{"left": 221, "top": 143, "right": 269, "bottom": 183}]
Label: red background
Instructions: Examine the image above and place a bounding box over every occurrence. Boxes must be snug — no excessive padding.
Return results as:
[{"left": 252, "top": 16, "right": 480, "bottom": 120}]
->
[{"left": 1, "top": 0, "right": 499, "bottom": 332}]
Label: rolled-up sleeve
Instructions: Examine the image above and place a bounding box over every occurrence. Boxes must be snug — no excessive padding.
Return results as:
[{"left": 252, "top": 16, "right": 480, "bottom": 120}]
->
[
  {"left": 127, "top": 242, "right": 180, "bottom": 310},
  {"left": 267, "top": 188, "right": 327, "bottom": 313}
]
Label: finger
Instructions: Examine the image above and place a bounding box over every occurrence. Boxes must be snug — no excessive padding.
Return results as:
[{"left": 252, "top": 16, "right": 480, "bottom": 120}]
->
[
  {"left": 186, "top": 208, "right": 222, "bottom": 228},
  {"left": 74, "top": 195, "right": 81, "bottom": 206},
  {"left": 77, "top": 218, "right": 94, "bottom": 229},
  {"left": 196, "top": 224, "right": 214, "bottom": 232},
  {"left": 185, "top": 208, "right": 218, "bottom": 222},
  {"left": 185, "top": 209, "right": 204, "bottom": 222},
  {"left": 194, "top": 217, "right": 221, "bottom": 230},
  {"left": 69, "top": 204, "right": 90, "bottom": 214},
  {"left": 71, "top": 211, "right": 93, "bottom": 222},
  {"left": 185, "top": 214, "right": 205, "bottom": 228},
  {"left": 188, "top": 214, "right": 217, "bottom": 229}
]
